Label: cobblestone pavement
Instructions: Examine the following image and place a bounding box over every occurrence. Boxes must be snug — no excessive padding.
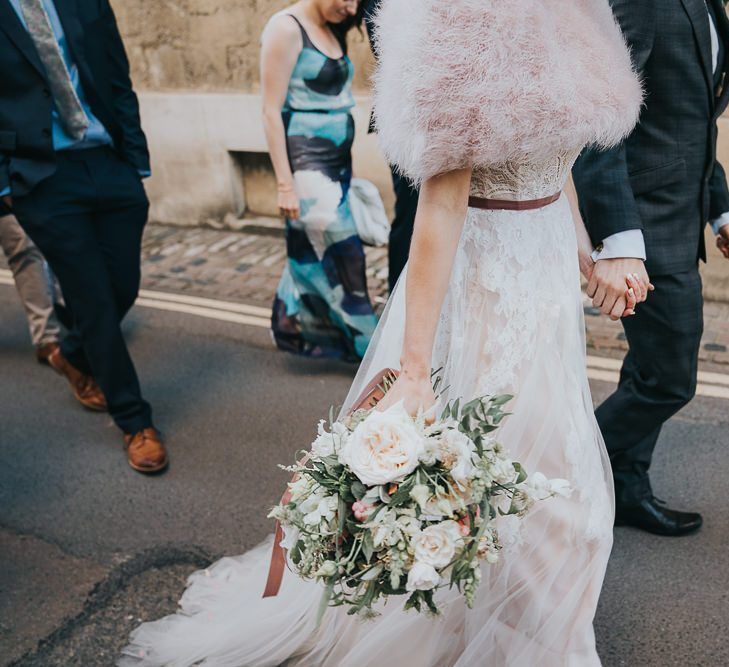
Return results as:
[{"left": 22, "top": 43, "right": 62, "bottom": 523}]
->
[
  {"left": 139, "top": 220, "right": 729, "bottom": 368},
  {"left": 140, "top": 218, "right": 390, "bottom": 309},
  {"left": 4, "top": 218, "right": 729, "bottom": 367}
]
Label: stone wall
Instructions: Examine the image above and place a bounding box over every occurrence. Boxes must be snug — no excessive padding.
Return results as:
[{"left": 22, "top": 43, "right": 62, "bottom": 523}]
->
[{"left": 111, "top": 0, "right": 375, "bottom": 93}]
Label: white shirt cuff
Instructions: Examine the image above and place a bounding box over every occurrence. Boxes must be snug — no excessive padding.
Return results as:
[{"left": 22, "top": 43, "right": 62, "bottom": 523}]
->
[
  {"left": 710, "top": 212, "right": 729, "bottom": 235},
  {"left": 591, "top": 229, "right": 646, "bottom": 262}
]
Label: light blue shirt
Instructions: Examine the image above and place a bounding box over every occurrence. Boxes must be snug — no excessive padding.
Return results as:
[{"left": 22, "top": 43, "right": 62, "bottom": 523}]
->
[
  {"left": 9, "top": 0, "right": 113, "bottom": 152},
  {"left": 2, "top": 0, "right": 149, "bottom": 197}
]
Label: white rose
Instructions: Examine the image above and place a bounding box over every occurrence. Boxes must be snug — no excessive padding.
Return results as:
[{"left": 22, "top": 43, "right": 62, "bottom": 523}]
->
[
  {"left": 339, "top": 402, "right": 425, "bottom": 486},
  {"left": 412, "top": 520, "right": 463, "bottom": 568},
  {"left": 406, "top": 562, "right": 441, "bottom": 592}
]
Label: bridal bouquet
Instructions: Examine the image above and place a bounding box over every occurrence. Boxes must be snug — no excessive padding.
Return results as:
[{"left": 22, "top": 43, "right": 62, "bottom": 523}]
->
[{"left": 269, "top": 391, "right": 570, "bottom": 618}]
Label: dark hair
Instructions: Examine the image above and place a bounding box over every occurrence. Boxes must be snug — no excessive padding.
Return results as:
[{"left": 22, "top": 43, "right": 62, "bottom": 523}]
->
[{"left": 329, "top": 2, "right": 365, "bottom": 54}]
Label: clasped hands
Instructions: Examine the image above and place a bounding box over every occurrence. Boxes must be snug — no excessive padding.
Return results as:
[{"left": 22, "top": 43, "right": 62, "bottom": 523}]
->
[
  {"left": 717, "top": 225, "right": 729, "bottom": 259},
  {"left": 584, "top": 257, "right": 653, "bottom": 321}
]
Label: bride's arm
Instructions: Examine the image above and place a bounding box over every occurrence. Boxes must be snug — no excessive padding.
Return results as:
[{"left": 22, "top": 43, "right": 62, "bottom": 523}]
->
[
  {"left": 376, "top": 168, "right": 472, "bottom": 415},
  {"left": 565, "top": 175, "right": 596, "bottom": 280}
]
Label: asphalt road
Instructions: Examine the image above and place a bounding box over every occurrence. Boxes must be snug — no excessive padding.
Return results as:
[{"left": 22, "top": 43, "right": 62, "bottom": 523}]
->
[{"left": 1, "top": 285, "right": 728, "bottom": 667}]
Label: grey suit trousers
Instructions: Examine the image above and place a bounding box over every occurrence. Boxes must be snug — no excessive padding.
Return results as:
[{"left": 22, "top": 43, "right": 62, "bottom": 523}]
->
[{"left": 0, "top": 212, "right": 60, "bottom": 346}]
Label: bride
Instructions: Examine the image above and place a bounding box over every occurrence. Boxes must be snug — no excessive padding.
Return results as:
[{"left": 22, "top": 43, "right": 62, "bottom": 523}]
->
[{"left": 120, "top": 0, "right": 645, "bottom": 665}]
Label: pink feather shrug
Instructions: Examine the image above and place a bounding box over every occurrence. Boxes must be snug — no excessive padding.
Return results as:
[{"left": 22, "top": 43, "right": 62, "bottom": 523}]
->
[{"left": 372, "top": 0, "right": 643, "bottom": 185}]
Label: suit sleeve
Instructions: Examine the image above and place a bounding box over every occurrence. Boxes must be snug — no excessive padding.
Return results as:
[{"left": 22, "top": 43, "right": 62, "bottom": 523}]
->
[
  {"left": 572, "top": 0, "right": 656, "bottom": 247},
  {"left": 101, "top": 0, "right": 150, "bottom": 173}
]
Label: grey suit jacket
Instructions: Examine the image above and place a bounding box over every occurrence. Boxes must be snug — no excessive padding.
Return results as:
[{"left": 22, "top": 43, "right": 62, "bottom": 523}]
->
[{"left": 573, "top": 0, "right": 729, "bottom": 276}]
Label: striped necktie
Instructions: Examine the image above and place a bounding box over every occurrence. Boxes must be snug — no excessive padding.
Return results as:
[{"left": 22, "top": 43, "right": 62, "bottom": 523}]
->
[{"left": 20, "top": 0, "right": 89, "bottom": 140}]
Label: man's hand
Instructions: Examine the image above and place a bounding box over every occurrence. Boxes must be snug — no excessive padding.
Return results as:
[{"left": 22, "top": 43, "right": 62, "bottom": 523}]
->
[
  {"left": 1, "top": 195, "right": 11, "bottom": 208},
  {"left": 717, "top": 226, "right": 729, "bottom": 259},
  {"left": 587, "top": 258, "right": 653, "bottom": 321}
]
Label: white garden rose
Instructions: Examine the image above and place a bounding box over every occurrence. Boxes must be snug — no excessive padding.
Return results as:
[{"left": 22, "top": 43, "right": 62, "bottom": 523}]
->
[
  {"left": 406, "top": 562, "right": 441, "bottom": 592},
  {"left": 412, "top": 520, "right": 463, "bottom": 568},
  {"left": 339, "top": 402, "right": 426, "bottom": 486}
]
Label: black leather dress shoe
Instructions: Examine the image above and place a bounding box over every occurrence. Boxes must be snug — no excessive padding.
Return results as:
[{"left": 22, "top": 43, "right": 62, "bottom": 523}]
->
[{"left": 615, "top": 497, "right": 703, "bottom": 536}]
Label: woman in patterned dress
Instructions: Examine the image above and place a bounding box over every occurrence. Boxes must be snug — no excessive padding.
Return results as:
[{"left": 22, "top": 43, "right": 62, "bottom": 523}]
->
[{"left": 261, "top": 0, "right": 377, "bottom": 362}]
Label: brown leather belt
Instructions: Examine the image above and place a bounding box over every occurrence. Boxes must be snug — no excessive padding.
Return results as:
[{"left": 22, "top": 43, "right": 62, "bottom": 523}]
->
[{"left": 468, "top": 191, "right": 561, "bottom": 211}]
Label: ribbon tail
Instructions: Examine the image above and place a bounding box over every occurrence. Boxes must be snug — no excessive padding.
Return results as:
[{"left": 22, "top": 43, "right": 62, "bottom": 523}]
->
[{"left": 263, "top": 520, "right": 287, "bottom": 598}]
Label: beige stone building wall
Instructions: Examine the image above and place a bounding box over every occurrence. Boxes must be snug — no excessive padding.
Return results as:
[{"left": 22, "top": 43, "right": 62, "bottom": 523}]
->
[{"left": 113, "top": 0, "right": 375, "bottom": 93}]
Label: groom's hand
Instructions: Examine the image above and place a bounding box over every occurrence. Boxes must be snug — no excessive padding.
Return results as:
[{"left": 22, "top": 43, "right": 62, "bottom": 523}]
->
[
  {"left": 717, "top": 226, "right": 729, "bottom": 259},
  {"left": 587, "top": 258, "right": 652, "bottom": 321}
]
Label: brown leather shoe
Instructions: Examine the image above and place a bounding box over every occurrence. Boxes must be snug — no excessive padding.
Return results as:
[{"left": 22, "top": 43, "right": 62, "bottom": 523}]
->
[
  {"left": 36, "top": 341, "right": 60, "bottom": 365},
  {"left": 47, "top": 348, "right": 108, "bottom": 412},
  {"left": 123, "top": 428, "right": 169, "bottom": 474}
]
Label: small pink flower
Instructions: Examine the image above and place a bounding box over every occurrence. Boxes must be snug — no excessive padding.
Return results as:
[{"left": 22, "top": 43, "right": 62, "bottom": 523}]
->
[
  {"left": 457, "top": 516, "right": 470, "bottom": 536},
  {"left": 352, "top": 501, "right": 374, "bottom": 522}
]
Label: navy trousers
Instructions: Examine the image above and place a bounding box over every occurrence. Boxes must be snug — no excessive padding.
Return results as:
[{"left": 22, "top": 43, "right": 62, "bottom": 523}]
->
[
  {"left": 12, "top": 146, "right": 152, "bottom": 434},
  {"left": 596, "top": 269, "right": 704, "bottom": 505},
  {"left": 388, "top": 170, "right": 419, "bottom": 292}
]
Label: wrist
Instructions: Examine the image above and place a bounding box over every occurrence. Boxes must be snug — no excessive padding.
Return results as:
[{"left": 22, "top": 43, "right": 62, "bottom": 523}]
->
[
  {"left": 400, "top": 360, "right": 431, "bottom": 382},
  {"left": 578, "top": 251, "right": 594, "bottom": 272},
  {"left": 277, "top": 181, "right": 295, "bottom": 193}
]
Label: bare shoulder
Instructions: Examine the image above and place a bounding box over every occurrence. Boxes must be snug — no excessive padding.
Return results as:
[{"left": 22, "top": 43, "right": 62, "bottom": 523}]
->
[{"left": 262, "top": 11, "right": 303, "bottom": 49}]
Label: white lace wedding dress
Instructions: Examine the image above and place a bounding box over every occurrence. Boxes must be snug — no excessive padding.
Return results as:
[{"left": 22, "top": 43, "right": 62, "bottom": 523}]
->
[
  {"left": 120, "top": 0, "right": 643, "bottom": 663},
  {"left": 119, "top": 153, "right": 614, "bottom": 667}
]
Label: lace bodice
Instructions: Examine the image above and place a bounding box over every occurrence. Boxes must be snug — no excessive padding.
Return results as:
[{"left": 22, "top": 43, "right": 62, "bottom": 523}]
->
[{"left": 470, "top": 149, "right": 582, "bottom": 200}]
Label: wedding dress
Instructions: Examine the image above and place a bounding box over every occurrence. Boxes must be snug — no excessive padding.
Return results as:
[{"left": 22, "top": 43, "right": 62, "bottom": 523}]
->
[{"left": 120, "top": 1, "right": 642, "bottom": 665}]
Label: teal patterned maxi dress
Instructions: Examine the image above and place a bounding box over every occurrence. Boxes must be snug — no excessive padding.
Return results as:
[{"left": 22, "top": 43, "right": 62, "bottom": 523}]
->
[{"left": 271, "top": 16, "right": 378, "bottom": 361}]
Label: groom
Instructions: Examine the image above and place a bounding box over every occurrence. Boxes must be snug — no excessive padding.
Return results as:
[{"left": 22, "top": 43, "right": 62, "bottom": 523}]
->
[{"left": 573, "top": 0, "right": 729, "bottom": 535}]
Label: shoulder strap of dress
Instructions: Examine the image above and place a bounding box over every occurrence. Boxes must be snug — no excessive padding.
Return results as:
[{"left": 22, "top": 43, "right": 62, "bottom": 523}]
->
[{"left": 284, "top": 14, "right": 314, "bottom": 49}]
